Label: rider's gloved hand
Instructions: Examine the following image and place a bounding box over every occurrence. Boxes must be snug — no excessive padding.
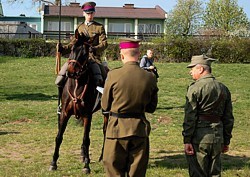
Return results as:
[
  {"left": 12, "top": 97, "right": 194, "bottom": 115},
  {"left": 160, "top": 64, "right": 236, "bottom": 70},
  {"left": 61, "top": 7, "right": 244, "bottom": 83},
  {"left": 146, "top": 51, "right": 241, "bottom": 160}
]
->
[{"left": 89, "top": 46, "right": 95, "bottom": 53}]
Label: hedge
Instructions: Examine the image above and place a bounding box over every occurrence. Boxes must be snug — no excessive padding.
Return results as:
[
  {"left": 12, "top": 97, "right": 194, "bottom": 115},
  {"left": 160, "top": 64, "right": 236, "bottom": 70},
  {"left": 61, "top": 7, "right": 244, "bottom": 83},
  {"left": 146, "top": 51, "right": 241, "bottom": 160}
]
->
[
  {"left": 0, "top": 37, "right": 249, "bottom": 63},
  {"left": 0, "top": 38, "right": 56, "bottom": 58}
]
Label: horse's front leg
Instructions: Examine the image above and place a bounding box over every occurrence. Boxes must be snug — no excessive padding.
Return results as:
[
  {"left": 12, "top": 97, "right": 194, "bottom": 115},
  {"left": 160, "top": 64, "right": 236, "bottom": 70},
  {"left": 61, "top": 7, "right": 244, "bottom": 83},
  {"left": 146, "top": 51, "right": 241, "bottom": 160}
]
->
[
  {"left": 81, "top": 115, "right": 92, "bottom": 174},
  {"left": 49, "top": 113, "right": 70, "bottom": 171}
]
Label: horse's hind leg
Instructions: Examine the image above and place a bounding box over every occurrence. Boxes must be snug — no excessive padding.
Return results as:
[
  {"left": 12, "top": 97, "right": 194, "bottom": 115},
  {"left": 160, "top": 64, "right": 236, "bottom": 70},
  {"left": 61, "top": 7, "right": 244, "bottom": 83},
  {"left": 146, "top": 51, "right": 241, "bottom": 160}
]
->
[
  {"left": 81, "top": 115, "right": 92, "bottom": 174},
  {"left": 49, "top": 114, "right": 70, "bottom": 171}
]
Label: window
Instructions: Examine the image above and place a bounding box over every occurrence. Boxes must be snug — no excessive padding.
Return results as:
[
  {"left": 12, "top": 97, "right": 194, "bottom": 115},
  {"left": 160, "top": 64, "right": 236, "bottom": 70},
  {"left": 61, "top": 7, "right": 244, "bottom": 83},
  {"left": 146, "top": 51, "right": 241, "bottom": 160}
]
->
[
  {"left": 64, "top": 22, "right": 71, "bottom": 31},
  {"left": 138, "top": 24, "right": 161, "bottom": 33},
  {"left": 48, "top": 21, "right": 58, "bottom": 31},
  {"left": 108, "top": 23, "right": 131, "bottom": 33},
  {"left": 48, "top": 21, "right": 71, "bottom": 31}
]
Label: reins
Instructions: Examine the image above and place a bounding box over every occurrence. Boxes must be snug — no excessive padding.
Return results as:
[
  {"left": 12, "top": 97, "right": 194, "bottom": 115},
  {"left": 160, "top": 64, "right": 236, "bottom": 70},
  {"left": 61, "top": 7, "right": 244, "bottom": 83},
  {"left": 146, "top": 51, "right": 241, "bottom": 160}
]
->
[
  {"left": 66, "top": 57, "right": 90, "bottom": 119},
  {"left": 67, "top": 75, "right": 89, "bottom": 119}
]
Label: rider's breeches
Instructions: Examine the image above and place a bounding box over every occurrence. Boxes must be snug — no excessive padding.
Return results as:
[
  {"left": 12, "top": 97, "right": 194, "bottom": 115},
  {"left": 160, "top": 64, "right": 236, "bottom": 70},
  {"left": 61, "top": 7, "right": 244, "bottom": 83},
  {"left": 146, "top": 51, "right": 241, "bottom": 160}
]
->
[
  {"left": 88, "top": 60, "right": 103, "bottom": 86},
  {"left": 55, "top": 62, "right": 68, "bottom": 87},
  {"left": 55, "top": 60, "right": 105, "bottom": 87}
]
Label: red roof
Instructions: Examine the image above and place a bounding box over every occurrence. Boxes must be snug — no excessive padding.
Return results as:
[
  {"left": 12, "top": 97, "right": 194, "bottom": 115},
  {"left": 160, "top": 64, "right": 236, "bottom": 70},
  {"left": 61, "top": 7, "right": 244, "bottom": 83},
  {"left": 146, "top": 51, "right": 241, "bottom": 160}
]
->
[{"left": 43, "top": 3, "right": 166, "bottom": 19}]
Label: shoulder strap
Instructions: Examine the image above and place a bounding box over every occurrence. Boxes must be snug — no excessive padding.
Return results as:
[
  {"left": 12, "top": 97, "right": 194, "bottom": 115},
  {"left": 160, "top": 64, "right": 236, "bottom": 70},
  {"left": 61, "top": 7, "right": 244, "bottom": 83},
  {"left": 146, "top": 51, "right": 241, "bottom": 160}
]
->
[{"left": 148, "top": 58, "right": 153, "bottom": 66}]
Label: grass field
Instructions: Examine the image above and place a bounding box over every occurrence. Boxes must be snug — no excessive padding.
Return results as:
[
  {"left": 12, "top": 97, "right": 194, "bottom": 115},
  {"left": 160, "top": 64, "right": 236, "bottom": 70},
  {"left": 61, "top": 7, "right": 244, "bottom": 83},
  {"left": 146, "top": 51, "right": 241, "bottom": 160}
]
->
[{"left": 0, "top": 56, "right": 249, "bottom": 177}]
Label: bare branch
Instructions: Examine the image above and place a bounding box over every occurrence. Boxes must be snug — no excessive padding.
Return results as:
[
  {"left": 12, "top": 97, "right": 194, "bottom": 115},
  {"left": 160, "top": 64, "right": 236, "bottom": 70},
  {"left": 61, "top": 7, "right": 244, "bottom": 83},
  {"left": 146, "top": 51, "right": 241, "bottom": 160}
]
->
[{"left": 32, "top": 0, "right": 55, "bottom": 6}]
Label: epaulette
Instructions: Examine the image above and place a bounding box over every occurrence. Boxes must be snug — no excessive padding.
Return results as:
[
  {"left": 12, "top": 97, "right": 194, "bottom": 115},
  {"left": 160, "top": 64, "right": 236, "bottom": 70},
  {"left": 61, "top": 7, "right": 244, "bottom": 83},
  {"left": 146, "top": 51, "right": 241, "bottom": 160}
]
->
[
  {"left": 76, "top": 22, "right": 84, "bottom": 29},
  {"left": 110, "top": 66, "right": 122, "bottom": 71},
  {"left": 92, "top": 21, "right": 102, "bottom": 26},
  {"left": 189, "top": 82, "right": 195, "bottom": 87},
  {"left": 187, "top": 82, "right": 195, "bottom": 91}
]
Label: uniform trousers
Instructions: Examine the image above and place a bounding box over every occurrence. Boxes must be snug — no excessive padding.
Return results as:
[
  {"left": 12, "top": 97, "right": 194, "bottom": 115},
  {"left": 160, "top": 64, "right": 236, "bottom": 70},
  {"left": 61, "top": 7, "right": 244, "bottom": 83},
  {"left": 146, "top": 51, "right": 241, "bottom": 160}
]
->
[
  {"left": 186, "top": 143, "right": 222, "bottom": 177},
  {"left": 55, "top": 61, "right": 105, "bottom": 87},
  {"left": 103, "top": 136, "right": 149, "bottom": 177}
]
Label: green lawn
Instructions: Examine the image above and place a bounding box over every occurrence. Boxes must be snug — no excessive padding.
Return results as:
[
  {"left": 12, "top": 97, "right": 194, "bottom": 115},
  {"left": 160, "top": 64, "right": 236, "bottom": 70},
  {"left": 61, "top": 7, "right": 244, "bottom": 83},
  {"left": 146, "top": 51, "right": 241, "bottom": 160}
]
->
[{"left": 0, "top": 56, "right": 249, "bottom": 176}]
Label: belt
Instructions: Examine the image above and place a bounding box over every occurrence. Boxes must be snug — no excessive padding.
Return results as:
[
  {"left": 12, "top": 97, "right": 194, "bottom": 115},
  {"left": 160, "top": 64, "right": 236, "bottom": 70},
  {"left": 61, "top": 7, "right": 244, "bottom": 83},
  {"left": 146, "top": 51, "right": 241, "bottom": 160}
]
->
[
  {"left": 199, "top": 115, "right": 221, "bottom": 123},
  {"left": 110, "top": 112, "right": 145, "bottom": 118}
]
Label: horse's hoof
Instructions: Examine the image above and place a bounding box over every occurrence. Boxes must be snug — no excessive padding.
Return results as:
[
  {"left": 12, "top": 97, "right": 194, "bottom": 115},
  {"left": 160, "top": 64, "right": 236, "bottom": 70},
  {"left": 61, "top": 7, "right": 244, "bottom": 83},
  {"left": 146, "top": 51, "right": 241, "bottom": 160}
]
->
[
  {"left": 82, "top": 168, "right": 91, "bottom": 174},
  {"left": 49, "top": 165, "right": 57, "bottom": 171}
]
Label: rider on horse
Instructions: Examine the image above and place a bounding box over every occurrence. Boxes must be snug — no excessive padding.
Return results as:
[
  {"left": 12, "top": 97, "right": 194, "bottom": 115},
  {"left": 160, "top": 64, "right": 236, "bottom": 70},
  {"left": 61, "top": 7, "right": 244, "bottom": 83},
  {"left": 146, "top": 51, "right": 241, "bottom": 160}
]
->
[{"left": 55, "top": 2, "right": 108, "bottom": 114}]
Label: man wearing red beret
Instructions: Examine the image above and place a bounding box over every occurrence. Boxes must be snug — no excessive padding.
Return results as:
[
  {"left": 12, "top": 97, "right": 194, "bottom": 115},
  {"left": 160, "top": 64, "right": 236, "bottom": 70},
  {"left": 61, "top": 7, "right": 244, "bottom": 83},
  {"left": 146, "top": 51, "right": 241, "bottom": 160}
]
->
[{"left": 101, "top": 38, "right": 158, "bottom": 177}]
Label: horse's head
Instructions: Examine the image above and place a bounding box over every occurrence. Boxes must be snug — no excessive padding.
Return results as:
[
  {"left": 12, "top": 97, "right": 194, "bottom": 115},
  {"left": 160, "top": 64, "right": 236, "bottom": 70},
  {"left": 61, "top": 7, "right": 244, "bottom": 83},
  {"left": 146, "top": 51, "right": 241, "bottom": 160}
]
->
[{"left": 67, "top": 32, "right": 89, "bottom": 78}]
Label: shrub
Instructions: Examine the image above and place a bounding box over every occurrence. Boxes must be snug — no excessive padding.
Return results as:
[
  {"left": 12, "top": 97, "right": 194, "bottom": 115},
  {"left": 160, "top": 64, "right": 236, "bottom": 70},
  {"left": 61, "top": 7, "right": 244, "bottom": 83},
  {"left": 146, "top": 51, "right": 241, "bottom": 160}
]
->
[
  {"left": 0, "top": 38, "right": 53, "bottom": 58},
  {"left": 0, "top": 37, "right": 249, "bottom": 63}
]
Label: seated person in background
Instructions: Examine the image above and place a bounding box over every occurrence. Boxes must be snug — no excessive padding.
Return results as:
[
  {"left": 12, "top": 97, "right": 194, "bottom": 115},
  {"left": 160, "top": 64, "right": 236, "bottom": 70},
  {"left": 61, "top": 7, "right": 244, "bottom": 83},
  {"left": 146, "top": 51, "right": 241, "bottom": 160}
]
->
[{"left": 140, "top": 49, "right": 159, "bottom": 78}]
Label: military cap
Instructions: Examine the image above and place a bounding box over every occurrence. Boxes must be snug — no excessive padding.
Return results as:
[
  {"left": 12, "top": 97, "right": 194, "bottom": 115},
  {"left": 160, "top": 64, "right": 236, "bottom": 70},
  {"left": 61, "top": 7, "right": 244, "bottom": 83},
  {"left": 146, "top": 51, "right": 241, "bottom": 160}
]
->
[
  {"left": 119, "top": 38, "right": 141, "bottom": 49},
  {"left": 187, "top": 55, "right": 216, "bottom": 68},
  {"left": 81, "top": 1, "right": 96, "bottom": 13}
]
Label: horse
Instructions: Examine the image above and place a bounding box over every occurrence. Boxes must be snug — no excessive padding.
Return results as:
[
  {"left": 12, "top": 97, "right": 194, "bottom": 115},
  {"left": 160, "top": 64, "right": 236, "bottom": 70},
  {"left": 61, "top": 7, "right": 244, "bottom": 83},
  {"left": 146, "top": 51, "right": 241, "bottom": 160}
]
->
[{"left": 49, "top": 33, "right": 108, "bottom": 174}]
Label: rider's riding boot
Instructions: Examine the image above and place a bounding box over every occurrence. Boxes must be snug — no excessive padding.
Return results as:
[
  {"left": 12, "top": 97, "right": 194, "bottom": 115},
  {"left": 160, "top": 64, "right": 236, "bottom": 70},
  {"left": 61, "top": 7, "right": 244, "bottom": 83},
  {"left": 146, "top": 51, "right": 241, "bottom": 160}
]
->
[
  {"left": 55, "top": 62, "right": 68, "bottom": 115},
  {"left": 55, "top": 75, "right": 66, "bottom": 115},
  {"left": 57, "top": 86, "right": 63, "bottom": 115},
  {"left": 55, "top": 62, "right": 68, "bottom": 87},
  {"left": 100, "top": 61, "right": 108, "bottom": 80},
  {"left": 88, "top": 60, "right": 103, "bottom": 87}
]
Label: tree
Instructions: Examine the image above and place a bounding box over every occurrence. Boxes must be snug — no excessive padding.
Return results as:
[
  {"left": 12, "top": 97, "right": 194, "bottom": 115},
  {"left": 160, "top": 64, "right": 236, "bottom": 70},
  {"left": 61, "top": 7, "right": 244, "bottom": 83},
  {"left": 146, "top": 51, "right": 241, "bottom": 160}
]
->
[
  {"left": 6, "top": 0, "right": 72, "bottom": 14},
  {"left": 165, "top": 0, "right": 203, "bottom": 36},
  {"left": 203, "top": 0, "right": 250, "bottom": 36}
]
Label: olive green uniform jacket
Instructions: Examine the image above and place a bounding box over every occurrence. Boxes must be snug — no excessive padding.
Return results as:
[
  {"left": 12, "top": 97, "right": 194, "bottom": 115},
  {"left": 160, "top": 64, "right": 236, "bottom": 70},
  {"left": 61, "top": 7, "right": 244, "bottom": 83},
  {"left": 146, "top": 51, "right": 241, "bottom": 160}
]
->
[
  {"left": 182, "top": 74, "right": 234, "bottom": 145},
  {"left": 63, "top": 21, "right": 108, "bottom": 62},
  {"left": 101, "top": 61, "right": 158, "bottom": 138}
]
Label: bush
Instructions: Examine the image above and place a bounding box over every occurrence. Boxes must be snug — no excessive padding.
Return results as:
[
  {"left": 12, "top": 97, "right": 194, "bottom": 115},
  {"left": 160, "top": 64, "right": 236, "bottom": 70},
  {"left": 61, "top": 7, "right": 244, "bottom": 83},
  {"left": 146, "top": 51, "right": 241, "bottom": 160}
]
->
[
  {"left": 211, "top": 37, "right": 250, "bottom": 63},
  {"left": 0, "top": 38, "right": 54, "bottom": 58},
  {"left": 0, "top": 37, "right": 249, "bottom": 63},
  {"left": 141, "top": 36, "right": 250, "bottom": 63}
]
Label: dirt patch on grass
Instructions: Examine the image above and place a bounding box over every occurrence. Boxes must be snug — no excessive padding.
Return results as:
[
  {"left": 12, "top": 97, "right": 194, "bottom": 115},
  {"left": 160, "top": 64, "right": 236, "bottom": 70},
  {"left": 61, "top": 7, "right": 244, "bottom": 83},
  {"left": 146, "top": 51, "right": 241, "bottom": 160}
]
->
[
  {"left": 9, "top": 118, "right": 33, "bottom": 124},
  {"left": 227, "top": 150, "right": 250, "bottom": 157},
  {"left": 0, "top": 142, "right": 26, "bottom": 161},
  {"left": 157, "top": 116, "right": 172, "bottom": 124}
]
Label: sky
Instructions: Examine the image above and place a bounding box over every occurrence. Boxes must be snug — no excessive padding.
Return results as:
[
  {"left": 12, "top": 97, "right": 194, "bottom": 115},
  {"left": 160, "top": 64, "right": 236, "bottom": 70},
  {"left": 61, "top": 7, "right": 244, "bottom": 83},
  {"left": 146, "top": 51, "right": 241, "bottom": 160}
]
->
[{"left": 1, "top": 0, "right": 250, "bottom": 19}]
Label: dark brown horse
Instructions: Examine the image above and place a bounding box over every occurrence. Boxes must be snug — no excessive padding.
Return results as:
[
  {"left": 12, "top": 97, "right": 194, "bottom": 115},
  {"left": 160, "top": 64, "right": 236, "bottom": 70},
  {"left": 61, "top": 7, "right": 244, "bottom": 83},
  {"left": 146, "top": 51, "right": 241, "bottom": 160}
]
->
[{"left": 49, "top": 34, "right": 108, "bottom": 173}]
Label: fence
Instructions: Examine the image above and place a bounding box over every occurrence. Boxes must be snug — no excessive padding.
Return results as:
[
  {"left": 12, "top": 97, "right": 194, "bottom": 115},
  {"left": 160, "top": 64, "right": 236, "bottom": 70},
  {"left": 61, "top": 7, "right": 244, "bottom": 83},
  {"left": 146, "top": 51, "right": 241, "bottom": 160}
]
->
[
  {"left": 0, "top": 32, "right": 42, "bottom": 39},
  {"left": 0, "top": 31, "right": 165, "bottom": 41}
]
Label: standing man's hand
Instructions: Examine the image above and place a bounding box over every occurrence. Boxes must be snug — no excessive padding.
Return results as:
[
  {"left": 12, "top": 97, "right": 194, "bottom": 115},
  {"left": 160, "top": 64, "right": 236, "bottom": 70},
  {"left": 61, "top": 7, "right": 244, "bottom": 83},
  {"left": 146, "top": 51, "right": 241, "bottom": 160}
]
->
[
  {"left": 184, "top": 143, "right": 194, "bottom": 155},
  {"left": 222, "top": 145, "right": 229, "bottom": 153}
]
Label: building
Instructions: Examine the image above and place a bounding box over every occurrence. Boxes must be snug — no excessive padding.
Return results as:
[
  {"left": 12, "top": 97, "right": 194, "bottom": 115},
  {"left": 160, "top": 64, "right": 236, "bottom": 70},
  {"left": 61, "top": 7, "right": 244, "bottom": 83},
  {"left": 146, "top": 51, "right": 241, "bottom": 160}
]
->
[
  {"left": 0, "top": 0, "right": 41, "bottom": 39},
  {"left": 0, "top": 0, "right": 3, "bottom": 17},
  {"left": 41, "top": 2, "right": 167, "bottom": 40},
  {"left": 0, "top": 15, "right": 42, "bottom": 39},
  {"left": 0, "top": 15, "right": 41, "bottom": 31},
  {"left": 0, "top": 21, "right": 42, "bottom": 39}
]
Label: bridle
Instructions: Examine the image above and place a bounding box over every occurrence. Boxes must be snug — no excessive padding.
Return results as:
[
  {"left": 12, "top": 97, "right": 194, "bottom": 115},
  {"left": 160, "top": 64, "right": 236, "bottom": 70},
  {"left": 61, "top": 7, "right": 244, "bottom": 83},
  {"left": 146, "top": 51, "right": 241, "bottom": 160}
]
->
[
  {"left": 67, "top": 58, "right": 88, "bottom": 79},
  {"left": 66, "top": 48, "right": 90, "bottom": 119}
]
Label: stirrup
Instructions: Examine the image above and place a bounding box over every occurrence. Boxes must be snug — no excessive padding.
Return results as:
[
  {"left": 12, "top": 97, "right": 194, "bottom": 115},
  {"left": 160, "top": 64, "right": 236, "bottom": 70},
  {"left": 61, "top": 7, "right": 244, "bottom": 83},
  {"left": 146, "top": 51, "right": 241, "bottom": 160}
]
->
[{"left": 57, "top": 105, "right": 62, "bottom": 115}]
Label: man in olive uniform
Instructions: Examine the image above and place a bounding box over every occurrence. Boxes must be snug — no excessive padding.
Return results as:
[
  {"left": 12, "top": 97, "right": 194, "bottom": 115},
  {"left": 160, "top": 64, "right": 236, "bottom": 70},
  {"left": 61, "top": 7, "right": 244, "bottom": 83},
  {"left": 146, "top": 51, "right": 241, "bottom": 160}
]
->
[
  {"left": 182, "top": 55, "right": 234, "bottom": 177},
  {"left": 101, "top": 38, "right": 158, "bottom": 177},
  {"left": 55, "top": 1, "right": 108, "bottom": 114},
  {"left": 55, "top": 1, "right": 108, "bottom": 88}
]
